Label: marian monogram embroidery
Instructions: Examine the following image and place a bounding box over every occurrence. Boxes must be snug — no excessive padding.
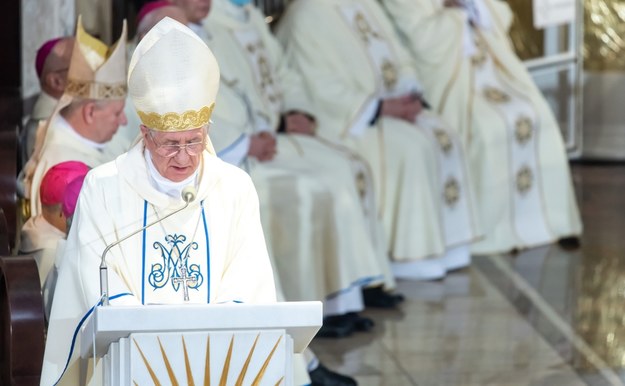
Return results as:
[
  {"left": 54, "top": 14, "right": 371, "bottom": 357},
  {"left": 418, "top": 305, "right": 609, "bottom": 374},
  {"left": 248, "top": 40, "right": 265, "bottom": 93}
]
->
[{"left": 148, "top": 234, "right": 204, "bottom": 292}]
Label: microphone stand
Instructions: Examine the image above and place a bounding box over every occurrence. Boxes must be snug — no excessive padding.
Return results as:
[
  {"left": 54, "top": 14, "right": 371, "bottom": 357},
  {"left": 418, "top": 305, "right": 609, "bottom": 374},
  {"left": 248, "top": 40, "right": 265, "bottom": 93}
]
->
[{"left": 100, "top": 189, "right": 195, "bottom": 306}]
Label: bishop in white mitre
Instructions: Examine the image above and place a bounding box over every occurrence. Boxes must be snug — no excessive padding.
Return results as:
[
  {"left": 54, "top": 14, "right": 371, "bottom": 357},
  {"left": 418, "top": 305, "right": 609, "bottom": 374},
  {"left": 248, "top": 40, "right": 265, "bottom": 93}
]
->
[
  {"left": 22, "top": 18, "right": 129, "bottom": 219},
  {"left": 380, "top": 0, "right": 582, "bottom": 253},
  {"left": 277, "top": 0, "right": 481, "bottom": 279},
  {"left": 41, "top": 18, "right": 276, "bottom": 386},
  {"left": 172, "top": 0, "right": 401, "bottom": 316}
]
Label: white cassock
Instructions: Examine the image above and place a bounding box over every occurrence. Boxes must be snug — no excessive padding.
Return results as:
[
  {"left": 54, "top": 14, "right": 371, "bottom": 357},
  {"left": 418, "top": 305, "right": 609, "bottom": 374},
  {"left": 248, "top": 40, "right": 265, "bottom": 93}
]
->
[
  {"left": 20, "top": 91, "right": 57, "bottom": 165},
  {"left": 18, "top": 214, "right": 64, "bottom": 286},
  {"left": 201, "top": 0, "right": 392, "bottom": 305},
  {"left": 40, "top": 142, "right": 277, "bottom": 386},
  {"left": 276, "top": 0, "right": 481, "bottom": 275},
  {"left": 380, "top": 0, "right": 582, "bottom": 253}
]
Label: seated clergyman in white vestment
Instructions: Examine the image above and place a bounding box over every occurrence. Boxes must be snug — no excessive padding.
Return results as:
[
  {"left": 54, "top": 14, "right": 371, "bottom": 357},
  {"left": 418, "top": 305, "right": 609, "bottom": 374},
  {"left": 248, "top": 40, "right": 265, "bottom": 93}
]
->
[
  {"left": 20, "top": 37, "right": 74, "bottom": 167},
  {"left": 276, "top": 0, "right": 482, "bottom": 280},
  {"left": 380, "top": 0, "right": 582, "bottom": 254},
  {"left": 40, "top": 18, "right": 277, "bottom": 386},
  {"left": 40, "top": 167, "right": 89, "bottom": 322},
  {"left": 19, "top": 161, "right": 89, "bottom": 288},
  {"left": 172, "top": 0, "right": 403, "bottom": 335},
  {"left": 21, "top": 19, "right": 129, "bottom": 219}
]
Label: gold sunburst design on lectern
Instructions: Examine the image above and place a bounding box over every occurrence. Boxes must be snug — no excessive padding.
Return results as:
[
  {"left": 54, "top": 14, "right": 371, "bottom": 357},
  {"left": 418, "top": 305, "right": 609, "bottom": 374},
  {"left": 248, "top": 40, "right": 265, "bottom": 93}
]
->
[{"left": 132, "top": 334, "right": 284, "bottom": 386}]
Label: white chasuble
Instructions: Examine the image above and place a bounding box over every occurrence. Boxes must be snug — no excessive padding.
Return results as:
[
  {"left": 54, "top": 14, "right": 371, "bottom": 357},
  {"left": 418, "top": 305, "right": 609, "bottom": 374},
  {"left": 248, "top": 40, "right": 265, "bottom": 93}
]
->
[
  {"left": 205, "top": 0, "right": 393, "bottom": 300},
  {"left": 41, "top": 143, "right": 276, "bottom": 386},
  {"left": 380, "top": 0, "right": 582, "bottom": 253},
  {"left": 338, "top": 3, "right": 477, "bottom": 248},
  {"left": 231, "top": 27, "right": 283, "bottom": 116},
  {"left": 472, "top": 38, "right": 552, "bottom": 246},
  {"left": 277, "top": 0, "right": 480, "bottom": 264}
]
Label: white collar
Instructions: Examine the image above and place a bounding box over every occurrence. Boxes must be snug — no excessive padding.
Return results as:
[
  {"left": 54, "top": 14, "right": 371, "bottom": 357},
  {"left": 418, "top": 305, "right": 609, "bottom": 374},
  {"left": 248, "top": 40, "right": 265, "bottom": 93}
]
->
[
  {"left": 55, "top": 115, "right": 107, "bottom": 150},
  {"left": 144, "top": 148, "right": 199, "bottom": 199}
]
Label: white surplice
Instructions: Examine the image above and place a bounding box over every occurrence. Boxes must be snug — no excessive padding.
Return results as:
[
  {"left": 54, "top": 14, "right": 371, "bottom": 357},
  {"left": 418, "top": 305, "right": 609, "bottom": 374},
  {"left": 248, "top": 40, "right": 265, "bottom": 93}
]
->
[
  {"left": 276, "top": 0, "right": 481, "bottom": 267},
  {"left": 202, "top": 0, "right": 393, "bottom": 301},
  {"left": 27, "top": 115, "right": 121, "bottom": 218},
  {"left": 381, "top": 0, "right": 582, "bottom": 253},
  {"left": 40, "top": 142, "right": 277, "bottom": 386},
  {"left": 19, "top": 214, "right": 64, "bottom": 286},
  {"left": 21, "top": 91, "right": 58, "bottom": 165}
]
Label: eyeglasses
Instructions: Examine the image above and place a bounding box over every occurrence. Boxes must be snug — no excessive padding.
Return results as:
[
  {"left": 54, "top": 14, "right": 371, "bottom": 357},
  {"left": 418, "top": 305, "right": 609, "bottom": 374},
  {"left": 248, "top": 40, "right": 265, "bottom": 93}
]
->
[{"left": 148, "top": 131, "right": 206, "bottom": 158}]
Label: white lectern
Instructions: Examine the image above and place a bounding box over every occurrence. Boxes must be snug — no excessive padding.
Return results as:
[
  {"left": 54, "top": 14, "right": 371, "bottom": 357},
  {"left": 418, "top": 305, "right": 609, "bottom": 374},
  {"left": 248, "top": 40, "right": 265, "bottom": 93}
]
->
[{"left": 79, "top": 302, "right": 322, "bottom": 386}]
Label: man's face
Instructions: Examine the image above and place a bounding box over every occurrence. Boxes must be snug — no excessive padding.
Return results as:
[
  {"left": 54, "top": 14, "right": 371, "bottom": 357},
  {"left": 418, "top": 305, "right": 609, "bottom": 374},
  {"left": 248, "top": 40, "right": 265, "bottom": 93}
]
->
[
  {"left": 142, "top": 126, "right": 206, "bottom": 182},
  {"left": 89, "top": 99, "right": 127, "bottom": 143},
  {"left": 174, "top": 0, "right": 211, "bottom": 24}
]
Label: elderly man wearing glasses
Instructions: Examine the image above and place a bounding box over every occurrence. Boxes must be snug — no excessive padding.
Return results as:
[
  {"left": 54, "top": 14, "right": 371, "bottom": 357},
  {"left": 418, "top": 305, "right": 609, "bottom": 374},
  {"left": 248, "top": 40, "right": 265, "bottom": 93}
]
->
[{"left": 41, "top": 18, "right": 277, "bottom": 385}]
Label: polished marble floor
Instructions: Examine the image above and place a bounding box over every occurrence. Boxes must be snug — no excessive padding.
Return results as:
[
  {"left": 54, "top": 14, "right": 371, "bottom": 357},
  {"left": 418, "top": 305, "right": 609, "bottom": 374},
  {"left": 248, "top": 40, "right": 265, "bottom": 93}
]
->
[{"left": 312, "top": 164, "right": 625, "bottom": 386}]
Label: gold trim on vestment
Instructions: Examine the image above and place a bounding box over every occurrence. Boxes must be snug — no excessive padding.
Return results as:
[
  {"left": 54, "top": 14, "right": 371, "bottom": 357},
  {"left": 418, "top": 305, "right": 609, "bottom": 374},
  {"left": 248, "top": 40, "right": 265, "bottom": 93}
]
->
[
  {"left": 138, "top": 104, "right": 215, "bottom": 132},
  {"left": 516, "top": 165, "right": 533, "bottom": 194},
  {"left": 433, "top": 129, "right": 453, "bottom": 154},
  {"left": 483, "top": 87, "right": 510, "bottom": 103},
  {"left": 65, "top": 79, "right": 127, "bottom": 100},
  {"left": 443, "top": 176, "right": 461, "bottom": 207},
  {"left": 514, "top": 116, "right": 533, "bottom": 145}
]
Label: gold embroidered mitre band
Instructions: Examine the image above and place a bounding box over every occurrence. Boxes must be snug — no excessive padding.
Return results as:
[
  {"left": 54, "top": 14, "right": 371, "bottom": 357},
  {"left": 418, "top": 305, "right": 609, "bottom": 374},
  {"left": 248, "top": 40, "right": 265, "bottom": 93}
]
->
[
  {"left": 128, "top": 17, "right": 220, "bottom": 132},
  {"left": 66, "top": 16, "right": 128, "bottom": 100},
  {"left": 137, "top": 105, "right": 215, "bottom": 132}
]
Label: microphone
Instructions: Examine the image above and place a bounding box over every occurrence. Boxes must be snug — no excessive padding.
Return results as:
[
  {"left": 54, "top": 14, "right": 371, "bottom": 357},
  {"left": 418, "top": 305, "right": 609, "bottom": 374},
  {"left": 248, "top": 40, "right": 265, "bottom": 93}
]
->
[{"left": 99, "top": 186, "right": 197, "bottom": 306}]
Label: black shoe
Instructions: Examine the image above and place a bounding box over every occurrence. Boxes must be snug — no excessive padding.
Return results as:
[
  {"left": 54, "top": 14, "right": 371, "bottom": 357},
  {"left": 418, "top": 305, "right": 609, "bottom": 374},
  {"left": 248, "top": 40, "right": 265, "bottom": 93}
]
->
[
  {"left": 316, "top": 315, "right": 355, "bottom": 338},
  {"left": 558, "top": 236, "right": 581, "bottom": 250},
  {"left": 362, "top": 286, "right": 402, "bottom": 309},
  {"left": 345, "top": 312, "right": 375, "bottom": 332},
  {"left": 309, "top": 363, "right": 357, "bottom": 386}
]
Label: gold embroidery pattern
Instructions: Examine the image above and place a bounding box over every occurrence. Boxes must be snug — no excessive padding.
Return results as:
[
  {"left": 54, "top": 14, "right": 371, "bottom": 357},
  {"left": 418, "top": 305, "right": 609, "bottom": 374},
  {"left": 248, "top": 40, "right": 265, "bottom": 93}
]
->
[
  {"left": 356, "top": 171, "right": 367, "bottom": 199},
  {"left": 434, "top": 129, "right": 453, "bottom": 154},
  {"left": 516, "top": 165, "right": 533, "bottom": 194},
  {"left": 483, "top": 87, "right": 510, "bottom": 104},
  {"left": 355, "top": 12, "right": 380, "bottom": 43},
  {"left": 515, "top": 116, "right": 534, "bottom": 145},
  {"left": 443, "top": 177, "right": 461, "bottom": 207},
  {"left": 471, "top": 37, "right": 488, "bottom": 67},
  {"left": 66, "top": 79, "right": 127, "bottom": 99},
  {"left": 381, "top": 59, "right": 398, "bottom": 91},
  {"left": 138, "top": 104, "right": 215, "bottom": 132}
]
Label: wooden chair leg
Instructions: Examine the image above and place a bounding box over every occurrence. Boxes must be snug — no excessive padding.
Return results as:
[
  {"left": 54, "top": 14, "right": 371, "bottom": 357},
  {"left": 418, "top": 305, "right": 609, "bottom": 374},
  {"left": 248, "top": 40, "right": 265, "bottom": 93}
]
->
[{"left": 0, "top": 256, "right": 45, "bottom": 386}]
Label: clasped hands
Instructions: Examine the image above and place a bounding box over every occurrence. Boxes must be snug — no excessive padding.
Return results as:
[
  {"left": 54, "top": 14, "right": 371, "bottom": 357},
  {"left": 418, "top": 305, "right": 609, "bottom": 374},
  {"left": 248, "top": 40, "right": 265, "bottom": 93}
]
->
[
  {"left": 248, "top": 131, "right": 277, "bottom": 162},
  {"left": 380, "top": 93, "right": 424, "bottom": 124}
]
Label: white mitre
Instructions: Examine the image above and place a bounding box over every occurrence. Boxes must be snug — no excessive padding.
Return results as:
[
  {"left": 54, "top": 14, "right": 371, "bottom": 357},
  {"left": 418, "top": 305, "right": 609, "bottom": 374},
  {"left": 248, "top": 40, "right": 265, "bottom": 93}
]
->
[
  {"left": 128, "top": 17, "right": 220, "bottom": 156},
  {"left": 66, "top": 16, "right": 128, "bottom": 100}
]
